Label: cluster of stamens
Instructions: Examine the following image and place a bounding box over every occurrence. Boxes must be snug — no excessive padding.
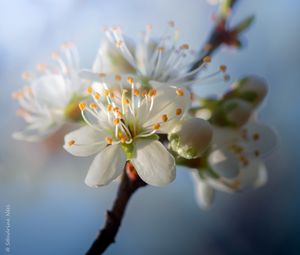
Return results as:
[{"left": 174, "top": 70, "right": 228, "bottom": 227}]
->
[{"left": 69, "top": 75, "right": 185, "bottom": 147}]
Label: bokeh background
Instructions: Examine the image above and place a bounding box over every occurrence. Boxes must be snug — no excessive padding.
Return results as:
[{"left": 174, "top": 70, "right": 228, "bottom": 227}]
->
[{"left": 1, "top": 0, "right": 300, "bottom": 254}]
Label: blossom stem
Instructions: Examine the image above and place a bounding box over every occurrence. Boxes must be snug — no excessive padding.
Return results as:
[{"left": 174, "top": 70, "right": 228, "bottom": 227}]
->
[
  {"left": 190, "top": 0, "right": 239, "bottom": 71},
  {"left": 86, "top": 163, "right": 147, "bottom": 255},
  {"left": 86, "top": 1, "right": 241, "bottom": 254}
]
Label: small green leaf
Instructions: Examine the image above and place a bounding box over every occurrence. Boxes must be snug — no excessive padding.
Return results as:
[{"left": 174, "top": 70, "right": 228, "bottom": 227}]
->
[{"left": 234, "top": 15, "right": 255, "bottom": 33}]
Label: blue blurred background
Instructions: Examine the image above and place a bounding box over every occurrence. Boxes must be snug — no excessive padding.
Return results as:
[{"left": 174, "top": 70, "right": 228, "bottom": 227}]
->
[{"left": 1, "top": 0, "right": 300, "bottom": 254}]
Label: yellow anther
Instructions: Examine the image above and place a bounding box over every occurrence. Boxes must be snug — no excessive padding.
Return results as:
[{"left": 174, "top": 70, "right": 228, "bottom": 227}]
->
[
  {"left": 107, "top": 104, "right": 113, "bottom": 112},
  {"left": 99, "top": 72, "right": 106, "bottom": 78},
  {"left": 148, "top": 89, "right": 157, "bottom": 97},
  {"left": 115, "top": 74, "right": 122, "bottom": 81},
  {"left": 176, "top": 88, "right": 184, "bottom": 96},
  {"left": 124, "top": 98, "right": 130, "bottom": 105},
  {"left": 117, "top": 111, "right": 123, "bottom": 118},
  {"left": 21, "top": 72, "right": 30, "bottom": 80},
  {"left": 68, "top": 140, "right": 76, "bottom": 146},
  {"left": 176, "top": 108, "right": 183, "bottom": 116},
  {"left": 16, "top": 108, "right": 29, "bottom": 118},
  {"left": 180, "top": 44, "right": 189, "bottom": 50},
  {"left": 113, "top": 118, "right": 120, "bottom": 125},
  {"left": 61, "top": 42, "right": 73, "bottom": 49},
  {"left": 203, "top": 56, "right": 212, "bottom": 63},
  {"left": 105, "top": 137, "right": 113, "bottom": 145},
  {"left": 89, "top": 103, "right": 97, "bottom": 109},
  {"left": 162, "top": 114, "right": 168, "bottom": 122},
  {"left": 219, "top": 65, "right": 227, "bottom": 72},
  {"left": 204, "top": 43, "right": 213, "bottom": 51},
  {"left": 51, "top": 52, "right": 59, "bottom": 60},
  {"left": 153, "top": 123, "right": 161, "bottom": 130},
  {"left": 224, "top": 74, "right": 230, "bottom": 81},
  {"left": 127, "top": 76, "right": 134, "bottom": 84},
  {"left": 78, "top": 102, "right": 87, "bottom": 111},
  {"left": 113, "top": 107, "right": 119, "bottom": 112},
  {"left": 133, "top": 89, "right": 140, "bottom": 96},
  {"left": 120, "top": 135, "right": 128, "bottom": 144},
  {"left": 36, "top": 64, "right": 46, "bottom": 71},
  {"left": 104, "top": 89, "right": 110, "bottom": 96},
  {"left": 94, "top": 92, "right": 101, "bottom": 100},
  {"left": 86, "top": 86, "right": 93, "bottom": 94},
  {"left": 158, "top": 47, "right": 165, "bottom": 52},
  {"left": 141, "top": 90, "right": 147, "bottom": 97},
  {"left": 116, "top": 40, "right": 123, "bottom": 48}
]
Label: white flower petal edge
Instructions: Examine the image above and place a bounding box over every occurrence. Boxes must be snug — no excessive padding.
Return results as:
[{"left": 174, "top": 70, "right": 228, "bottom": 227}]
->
[
  {"left": 191, "top": 171, "right": 215, "bottom": 209},
  {"left": 85, "top": 145, "right": 126, "bottom": 187},
  {"left": 131, "top": 139, "right": 176, "bottom": 186},
  {"left": 63, "top": 126, "right": 106, "bottom": 157}
]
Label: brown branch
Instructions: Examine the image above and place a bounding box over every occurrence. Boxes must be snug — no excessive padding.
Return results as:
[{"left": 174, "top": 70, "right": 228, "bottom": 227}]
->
[
  {"left": 85, "top": 163, "right": 146, "bottom": 255},
  {"left": 190, "top": 0, "right": 239, "bottom": 71}
]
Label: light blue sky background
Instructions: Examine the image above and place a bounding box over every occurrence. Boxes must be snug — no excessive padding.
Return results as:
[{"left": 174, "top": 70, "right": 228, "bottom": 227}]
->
[{"left": 1, "top": 0, "right": 300, "bottom": 254}]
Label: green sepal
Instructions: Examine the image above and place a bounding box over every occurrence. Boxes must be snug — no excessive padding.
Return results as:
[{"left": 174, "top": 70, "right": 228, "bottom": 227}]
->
[
  {"left": 121, "top": 142, "right": 135, "bottom": 160},
  {"left": 233, "top": 15, "right": 255, "bottom": 34}
]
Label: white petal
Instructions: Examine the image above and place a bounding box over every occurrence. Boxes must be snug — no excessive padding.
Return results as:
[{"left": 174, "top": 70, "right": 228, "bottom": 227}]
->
[
  {"left": 211, "top": 125, "right": 239, "bottom": 147},
  {"left": 253, "top": 161, "right": 268, "bottom": 188},
  {"left": 32, "top": 74, "right": 70, "bottom": 107},
  {"left": 138, "top": 86, "right": 191, "bottom": 133},
  {"left": 131, "top": 140, "right": 175, "bottom": 186},
  {"left": 12, "top": 121, "right": 61, "bottom": 142},
  {"left": 208, "top": 149, "right": 240, "bottom": 178},
  {"left": 238, "top": 159, "right": 267, "bottom": 189},
  {"left": 241, "top": 122, "right": 277, "bottom": 157},
  {"left": 63, "top": 126, "right": 106, "bottom": 157},
  {"left": 85, "top": 144, "right": 126, "bottom": 187},
  {"left": 191, "top": 171, "right": 215, "bottom": 209}
]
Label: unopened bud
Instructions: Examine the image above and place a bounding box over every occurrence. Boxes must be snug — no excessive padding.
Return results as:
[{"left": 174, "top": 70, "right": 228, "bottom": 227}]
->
[
  {"left": 169, "top": 118, "right": 213, "bottom": 159},
  {"left": 222, "top": 99, "right": 252, "bottom": 127},
  {"left": 233, "top": 76, "right": 268, "bottom": 107}
]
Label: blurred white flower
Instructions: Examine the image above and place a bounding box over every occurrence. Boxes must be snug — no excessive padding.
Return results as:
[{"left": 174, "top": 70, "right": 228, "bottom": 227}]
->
[
  {"left": 192, "top": 121, "right": 277, "bottom": 209},
  {"left": 64, "top": 76, "right": 191, "bottom": 187},
  {"left": 83, "top": 23, "right": 229, "bottom": 88},
  {"left": 12, "top": 43, "right": 84, "bottom": 142}
]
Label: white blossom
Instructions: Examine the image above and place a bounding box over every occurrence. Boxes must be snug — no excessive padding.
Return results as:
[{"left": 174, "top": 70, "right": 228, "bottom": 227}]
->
[
  {"left": 64, "top": 75, "right": 191, "bottom": 187},
  {"left": 12, "top": 43, "right": 84, "bottom": 141},
  {"left": 192, "top": 121, "right": 277, "bottom": 208}
]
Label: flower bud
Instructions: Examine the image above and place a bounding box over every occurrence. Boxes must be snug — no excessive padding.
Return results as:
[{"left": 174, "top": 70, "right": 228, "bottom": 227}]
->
[
  {"left": 233, "top": 76, "right": 268, "bottom": 107},
  {"left": 222, "top": 99, "right": 252, "bottom": 127},
  {"left": 169, "top": 118, "right": 213, "bottom": 159}
]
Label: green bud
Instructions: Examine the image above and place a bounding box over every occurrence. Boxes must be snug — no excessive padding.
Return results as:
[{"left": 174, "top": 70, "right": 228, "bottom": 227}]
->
[
  {"left": 222, "top": 99, "right": 253, "bottom": 127},
  {"left": 169, "top": 118, "right": 213, "bottom": 159},
  {"left": 234, "top": 76, "right": 268, "bottom": 107}
]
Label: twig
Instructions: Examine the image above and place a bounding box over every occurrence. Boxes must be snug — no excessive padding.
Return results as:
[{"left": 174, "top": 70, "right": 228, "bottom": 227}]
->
[
  {"left": 86, "top": 1, "right": 240, "bottom": 254},
  {"left": 86, "top": 163, "right": 146, "bottom": 255}
]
